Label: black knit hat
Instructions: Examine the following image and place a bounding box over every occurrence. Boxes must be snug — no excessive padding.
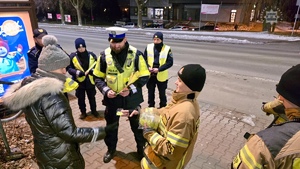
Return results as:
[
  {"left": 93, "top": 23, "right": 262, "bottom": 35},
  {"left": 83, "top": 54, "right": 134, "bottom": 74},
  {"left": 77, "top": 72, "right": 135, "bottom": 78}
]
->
[
  {"left": 178, "top": 64, "right": 206, "bottom": 92},
  {"left": 276, "top": 64, "right": 300, "bottom": 107},
  {"left": 75, "top": 38, "right": 86, "bottom": 49},
  {"left": 153, "top": 32, "right": 163, "bottom": 41}
]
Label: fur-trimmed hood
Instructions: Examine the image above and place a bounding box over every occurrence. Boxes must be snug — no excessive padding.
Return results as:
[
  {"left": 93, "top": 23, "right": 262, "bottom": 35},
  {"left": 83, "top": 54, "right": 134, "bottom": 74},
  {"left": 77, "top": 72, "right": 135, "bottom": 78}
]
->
[{"left": 3, "top": 77, "right": 63, "bottom": 111}]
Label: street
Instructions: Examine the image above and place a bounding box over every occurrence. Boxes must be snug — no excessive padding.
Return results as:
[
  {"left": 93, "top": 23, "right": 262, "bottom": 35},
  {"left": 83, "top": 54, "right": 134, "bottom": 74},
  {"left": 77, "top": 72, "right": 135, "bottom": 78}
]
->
[{"left": 42, "top": 23, "right": 300, "bottom": 121}]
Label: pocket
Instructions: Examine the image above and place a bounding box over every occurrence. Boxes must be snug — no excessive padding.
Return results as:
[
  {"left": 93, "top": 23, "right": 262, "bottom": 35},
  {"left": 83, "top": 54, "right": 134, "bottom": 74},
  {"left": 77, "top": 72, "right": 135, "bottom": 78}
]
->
[
  {"left": 145, "top": 146, "right": 163, "bottom": 167},
  {"left": 107, "top": 74, "right": 117, "bottom": 84}
]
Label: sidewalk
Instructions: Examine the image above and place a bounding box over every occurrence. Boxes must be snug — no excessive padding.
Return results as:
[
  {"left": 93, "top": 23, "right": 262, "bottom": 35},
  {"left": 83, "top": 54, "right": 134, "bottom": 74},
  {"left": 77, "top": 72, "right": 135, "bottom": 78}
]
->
[{"left": 70, "top": 86, "right": 272, "bottom": 169}]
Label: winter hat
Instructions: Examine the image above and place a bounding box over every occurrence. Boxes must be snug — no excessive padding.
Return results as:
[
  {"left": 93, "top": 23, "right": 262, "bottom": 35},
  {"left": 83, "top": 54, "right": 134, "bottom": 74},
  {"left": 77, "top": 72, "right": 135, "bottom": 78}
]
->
[
  {"left": 153, "top": 32, "right": 163, "bottom": 41},
  {"left": 33, "top": 28, "right": 48, "bottom": 38},
  {"left": 178, "top": 64, "right": 206, "bottom": 92},
  {"left": 75, "top": 38, "right": 86, "bottom": 49},
  {"left": 38, "top": 35, "right": 70, "bottom": 72},
  {"left": 276, "top": 64, "right": 300, "bottom": 107}
]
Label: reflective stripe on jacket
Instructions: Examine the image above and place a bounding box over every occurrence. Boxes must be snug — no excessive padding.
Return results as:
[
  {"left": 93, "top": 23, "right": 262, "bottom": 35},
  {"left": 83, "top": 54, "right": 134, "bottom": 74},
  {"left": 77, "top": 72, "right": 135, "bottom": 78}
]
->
[
  {"left": 146, "top": 43, "right": 170, "bottom": 82},
  {"left": 232, "top": 109, "right": 300, "bottom": 169},
  {"left": 142, "top": 92, "right": 200, "bottom": 169}
]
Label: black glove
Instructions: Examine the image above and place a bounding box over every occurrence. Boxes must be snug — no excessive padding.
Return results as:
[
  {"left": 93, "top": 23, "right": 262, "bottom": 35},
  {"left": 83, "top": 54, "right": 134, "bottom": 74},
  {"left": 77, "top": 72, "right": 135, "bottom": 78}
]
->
[
  {"left": 88, "top": 69, "right": 94, "bottom": 75},
  {"left": 78, "top": 71, "right": 85, "bottom": 77},
  {"left": 105, "top": 122, "right": 119, "bottom": 133}
]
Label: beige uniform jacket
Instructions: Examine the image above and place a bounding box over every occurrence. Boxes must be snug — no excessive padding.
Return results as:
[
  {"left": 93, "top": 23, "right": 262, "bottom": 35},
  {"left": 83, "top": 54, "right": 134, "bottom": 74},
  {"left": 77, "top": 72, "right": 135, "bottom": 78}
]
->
[
  {"left": 143, "top": 91, "right": 200, "bottom": 169},
  {"left": 232, "top": 108, "right": 300, "bottom": 169}
]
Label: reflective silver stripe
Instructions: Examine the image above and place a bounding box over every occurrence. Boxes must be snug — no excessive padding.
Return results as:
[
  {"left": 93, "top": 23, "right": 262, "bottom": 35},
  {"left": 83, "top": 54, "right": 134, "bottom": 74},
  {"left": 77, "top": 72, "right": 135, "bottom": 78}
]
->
[
  {"left": 129, "top": 84, "right": 137, "bottom": 94},
  {"left": 102, "top": 86, "right": 111, "bottom": 95},
  {"left": 91, "top": 128, "right": 99, "bottom": 143}
]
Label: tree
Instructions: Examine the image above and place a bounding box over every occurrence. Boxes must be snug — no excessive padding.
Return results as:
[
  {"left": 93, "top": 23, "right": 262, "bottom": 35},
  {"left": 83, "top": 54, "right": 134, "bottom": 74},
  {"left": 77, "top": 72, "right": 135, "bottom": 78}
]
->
[
  {"left": 135, "top": 0, "right": 148, "bottom": 28},
  {"left": 69, "top": 0, "right": 85, "bottom": 26},
  {"left": 84, "top": 0, "right": 94, "bottom": 24},
  {"left": 59, "top": 0, "right": 65, "bottom": 24}
]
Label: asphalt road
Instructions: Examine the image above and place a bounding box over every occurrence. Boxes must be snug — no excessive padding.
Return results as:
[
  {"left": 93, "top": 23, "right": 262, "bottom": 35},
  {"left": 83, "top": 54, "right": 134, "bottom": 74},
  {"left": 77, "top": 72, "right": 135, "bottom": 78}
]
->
[{"left": 41, "top": 24, "right": 300, "bottom": 120}]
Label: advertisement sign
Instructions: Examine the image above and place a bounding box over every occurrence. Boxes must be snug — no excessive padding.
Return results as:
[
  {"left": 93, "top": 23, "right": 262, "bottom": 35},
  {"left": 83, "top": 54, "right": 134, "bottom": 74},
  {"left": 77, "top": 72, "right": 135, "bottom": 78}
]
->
[
  {"left": 56, "top": 14, "right": 61, "bottom": 20},
  {"left": 65, "top": 15, "right": 71, "bottom": 22},
  {"left": 0, "top": 12, "right": 34, "bottom": 97},
  {"left": 265, "top": 10, "right": 277, "bottom": 23},
  {"left": 47, "top": 13, "right": 52, "bottom": 19},
  {"left": 201, "top": 4, "right": 220, "bottom": 14}
]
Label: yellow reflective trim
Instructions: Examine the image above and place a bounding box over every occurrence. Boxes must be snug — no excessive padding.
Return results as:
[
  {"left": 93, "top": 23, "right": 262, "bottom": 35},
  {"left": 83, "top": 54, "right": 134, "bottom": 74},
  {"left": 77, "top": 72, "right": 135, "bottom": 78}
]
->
[
  {"left": 141, "top": 157, "right": 151, "bottom": 169},
  {"left": 293, "top": 158, "right": 300, "bottom": 169},
  {"left": 232, "top": 153, "right": 242, "bottom": 169},
  {"left": 150, "top": 133, "right": 163, "bottom": 146},
  {"left": 167, "top": 131, "right": 189, "bottom": 148},
  {"left": 93, "top": 58, "right": 105, "bottom": 78},
  {"left": 240, "top": 145, "right": 262, "bottom": 169}
]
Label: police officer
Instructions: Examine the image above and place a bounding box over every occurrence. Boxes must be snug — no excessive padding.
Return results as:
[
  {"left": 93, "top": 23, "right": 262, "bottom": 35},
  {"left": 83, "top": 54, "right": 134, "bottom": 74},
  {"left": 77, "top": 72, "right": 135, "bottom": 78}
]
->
[
  {"left": 28, "top": 28, "right": 48, "bottom": 74},
  {"left": 68, "top": 38, "right": 99, "bottom": 119},
  {"left": 144, "top": 32, "right": 173, "bottom": 108},
  {"left": 94, "top": 27, "right": 150, "bottom": 163},
  {"left": 232, "top": 64, "right": 300, "bottom": 169}
]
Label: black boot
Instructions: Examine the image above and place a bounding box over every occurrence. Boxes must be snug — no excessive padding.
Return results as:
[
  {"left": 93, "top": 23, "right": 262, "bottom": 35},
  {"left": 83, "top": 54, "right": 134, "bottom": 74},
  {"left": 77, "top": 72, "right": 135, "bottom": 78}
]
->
[
  {"left": 103, "top": 149, "right": 116, "bottom": 163},
  {"left": 92, "top": 111, "right": 100, "bottom": 118},
  {"left": 79, "top": 112, "right": 87, "bottom": 119}
]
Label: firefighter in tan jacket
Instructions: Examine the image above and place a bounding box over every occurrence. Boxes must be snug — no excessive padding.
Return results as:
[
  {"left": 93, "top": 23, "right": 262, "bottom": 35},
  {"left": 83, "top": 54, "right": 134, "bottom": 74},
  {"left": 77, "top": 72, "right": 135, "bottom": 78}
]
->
[
  {"left": 140, "top": 64, "right": 206, "bottom": 169},
  {"left": 232, "top": 64, "right": 300, "bottom": 169}
]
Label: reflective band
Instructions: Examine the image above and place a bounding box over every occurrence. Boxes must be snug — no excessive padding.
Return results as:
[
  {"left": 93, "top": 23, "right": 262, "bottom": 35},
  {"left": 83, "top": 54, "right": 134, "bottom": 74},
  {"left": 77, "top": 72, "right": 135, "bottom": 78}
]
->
[
  {"left": 91, "top": 128, "right": 99, "bottom": 143},
  {"left": 129, "top": 84, "right": 137, "bottom": 94},
  {"left": 240, "top": 145, "right": 262, "bottom": 169},
  {"left": 167, "top": 131, "right": 189, "bottom": 148}
]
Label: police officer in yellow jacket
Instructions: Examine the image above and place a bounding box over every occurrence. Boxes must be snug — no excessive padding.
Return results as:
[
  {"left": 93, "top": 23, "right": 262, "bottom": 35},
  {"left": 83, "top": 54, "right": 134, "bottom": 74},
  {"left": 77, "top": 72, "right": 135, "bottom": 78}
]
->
[
  {"left": 141, "top": 64, "right": 206, "bottom": 169},
  {"left": 144, "top": 32, "right": 173, "bottom": 108},
  {"left": 68, "top": 38, "right": 99, "bottom": 119},
  {"left": 232, "top": 64, "right": 300, "bottom": 169},
  {"left": 93, "top": 27, "right": 150, "bottom": 163}
]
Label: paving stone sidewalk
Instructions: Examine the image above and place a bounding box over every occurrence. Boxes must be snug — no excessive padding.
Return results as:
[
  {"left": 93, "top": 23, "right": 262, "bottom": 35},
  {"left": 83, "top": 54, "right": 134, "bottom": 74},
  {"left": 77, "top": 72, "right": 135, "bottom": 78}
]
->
[{"left": 69, "top": 87, "right": 272, "bottom": 169}]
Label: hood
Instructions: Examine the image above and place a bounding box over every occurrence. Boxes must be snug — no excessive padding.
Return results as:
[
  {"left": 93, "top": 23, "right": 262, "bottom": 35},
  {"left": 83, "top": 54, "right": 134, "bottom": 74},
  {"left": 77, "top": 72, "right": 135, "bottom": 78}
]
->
[{"left": 3, "top": 77, "right": 63, "bottom": 111}]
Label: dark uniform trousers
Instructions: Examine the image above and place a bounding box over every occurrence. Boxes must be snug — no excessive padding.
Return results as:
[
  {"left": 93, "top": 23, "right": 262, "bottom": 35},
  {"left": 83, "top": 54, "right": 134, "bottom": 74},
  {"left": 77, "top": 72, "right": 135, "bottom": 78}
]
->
[
  {"left": 75, "top": 81, "right": 97, "bottom": 114},
  {"left": 147, "top": 75, "right": 168, "bottom": 108},
  {"left": 103, "top": 96, "right": 145, "bottom": 155}
]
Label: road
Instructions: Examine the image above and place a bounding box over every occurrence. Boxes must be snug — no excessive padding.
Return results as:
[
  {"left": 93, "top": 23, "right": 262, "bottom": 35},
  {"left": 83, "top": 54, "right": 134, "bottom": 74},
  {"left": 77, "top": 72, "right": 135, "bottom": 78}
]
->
[{"left": 41, "top": 24, "right": 300, "bottom": 120}]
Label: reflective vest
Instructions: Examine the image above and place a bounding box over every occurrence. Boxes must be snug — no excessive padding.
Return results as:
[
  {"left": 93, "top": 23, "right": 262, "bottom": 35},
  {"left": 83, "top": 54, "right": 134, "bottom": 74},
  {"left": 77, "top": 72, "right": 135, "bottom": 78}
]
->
[
  {"left": 94, "top": 45, "right": 149, "bottom": 93},
  {"left": 71, "top": 53, "right": 96, "bottom": 84},
  {"left": 63, "top": 77, "right": 79, "bottom": 93},
  {"left": 146, "top": 43, "right": 170, "bottom": 82}
]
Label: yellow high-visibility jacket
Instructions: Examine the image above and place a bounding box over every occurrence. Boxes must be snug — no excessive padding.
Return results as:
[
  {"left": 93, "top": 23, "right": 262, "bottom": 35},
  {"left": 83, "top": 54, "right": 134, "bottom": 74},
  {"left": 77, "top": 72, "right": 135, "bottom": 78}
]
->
[
  {"left": 71, "top": 53, "right": 97, "bottom": 84},
  {"left": 146, "top": 43, "right": 170, "bottom": 82}
]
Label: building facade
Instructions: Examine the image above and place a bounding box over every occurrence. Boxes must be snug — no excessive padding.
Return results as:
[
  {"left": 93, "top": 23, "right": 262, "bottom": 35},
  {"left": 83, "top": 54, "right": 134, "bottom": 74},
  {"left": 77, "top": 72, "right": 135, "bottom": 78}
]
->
[{"left": 128, "top": 0, "right": 245, "bottom": 25}]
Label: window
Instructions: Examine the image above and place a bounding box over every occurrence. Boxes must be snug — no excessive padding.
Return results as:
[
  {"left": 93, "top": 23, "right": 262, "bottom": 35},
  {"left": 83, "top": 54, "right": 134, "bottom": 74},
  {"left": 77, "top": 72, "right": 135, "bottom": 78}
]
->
[{"left": 230, "top": 9, "right": 237, "bottom": 22}]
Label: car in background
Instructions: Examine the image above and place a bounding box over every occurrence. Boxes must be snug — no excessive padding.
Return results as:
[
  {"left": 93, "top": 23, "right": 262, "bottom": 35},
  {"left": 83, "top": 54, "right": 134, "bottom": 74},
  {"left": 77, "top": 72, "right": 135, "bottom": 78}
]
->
[
  {"left": 190, "top": 25, "right": 219, "bottom": 31},
  {"left": 123, "top": 22, "right": 135, "bottom": 28},
  {"left": 169, "top": 25, "right": 189, "bottom": 30}
]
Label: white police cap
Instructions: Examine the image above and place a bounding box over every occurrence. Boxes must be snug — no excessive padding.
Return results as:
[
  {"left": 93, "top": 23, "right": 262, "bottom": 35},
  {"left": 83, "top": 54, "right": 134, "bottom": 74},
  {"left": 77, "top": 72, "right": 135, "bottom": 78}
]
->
[{"left": 106, "top": 27, "right": 128, "bottom": 39}]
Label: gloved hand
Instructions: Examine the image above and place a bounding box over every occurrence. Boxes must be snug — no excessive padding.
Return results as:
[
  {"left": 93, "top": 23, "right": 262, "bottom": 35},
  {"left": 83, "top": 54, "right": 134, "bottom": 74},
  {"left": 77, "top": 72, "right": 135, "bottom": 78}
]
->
[
  {"left": 105, "top": 122, "right": 119, "bottom": 133},
  {"left": 77, "top": 70, "right": 85, "bottom": 77},
  {"left": 88, "top": 69, "right": 94, "bottom": 75}
]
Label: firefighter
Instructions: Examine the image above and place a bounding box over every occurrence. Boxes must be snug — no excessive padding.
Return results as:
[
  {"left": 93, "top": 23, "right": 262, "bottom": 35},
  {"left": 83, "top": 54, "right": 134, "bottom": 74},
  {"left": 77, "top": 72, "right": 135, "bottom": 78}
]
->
[
  {"left": 144, "top": 32, "right": 173, "bottom": 108},
  {"left": 68, "top": 38, "right": 99, "bottom": 119},
  {"left": 232, "top": 64, "right": 300, "bottom": 169},
  {"left": 93, "top": 27, "right": 150, "bottom": 163},
  {"left": 140, "top": 64, "right": 206, "bottom": 169}
]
